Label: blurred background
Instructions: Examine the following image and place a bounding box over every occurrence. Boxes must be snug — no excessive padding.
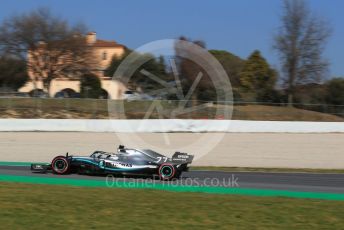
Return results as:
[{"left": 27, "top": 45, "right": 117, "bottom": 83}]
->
[{"left": 0, "top": 0, "right": 343, "bottom": 121}]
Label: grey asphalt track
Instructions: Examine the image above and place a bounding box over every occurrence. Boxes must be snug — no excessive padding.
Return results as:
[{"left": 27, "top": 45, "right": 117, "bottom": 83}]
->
[{"left": 1, "top": 165, "right": 343, "bottom": 194}]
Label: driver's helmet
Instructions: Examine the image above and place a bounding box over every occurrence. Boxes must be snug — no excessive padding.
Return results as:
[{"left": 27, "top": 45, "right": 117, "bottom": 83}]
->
[{"left": 118, "top": 145, "right": 126, "bottom": 153}]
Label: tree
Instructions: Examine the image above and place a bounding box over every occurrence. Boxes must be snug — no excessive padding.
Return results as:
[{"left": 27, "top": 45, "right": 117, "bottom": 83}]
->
[
  {"left": 293, "top": 83, "right": 326, "bottom": 104},
  {"left": 105, "top": 48, "right": 168, "bottom": 92},
  {"left": 0, "top": 56, "right": 29, "bottom": 90},
  {"left": 209, "top": 50, "right": 246, "bottom": 101},
  {"left": 80, "top": 73, "right": 102, "bottom": 98},
  {"left": 239, "top": 50, "right": 277, "bottom": 102},
  {"left": 273, "top": 0, "right": 331, "bottom": 105},
  {"left": 209, "top": 50, "right": 245, "bottom": 88},
  {"left": 325, "top": 78, "right": 344, "bottom": 105},
  {"left": 174, "top": 36, "right": 215, "bottom": 101},
  {"left": 0, "top": 8, "right": 94, "bottom": 95}
]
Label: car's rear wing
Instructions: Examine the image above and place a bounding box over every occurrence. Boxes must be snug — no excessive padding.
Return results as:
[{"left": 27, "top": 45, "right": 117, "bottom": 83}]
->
[{"left": 171, "top": 152, "right": 194, "bottom": 164}]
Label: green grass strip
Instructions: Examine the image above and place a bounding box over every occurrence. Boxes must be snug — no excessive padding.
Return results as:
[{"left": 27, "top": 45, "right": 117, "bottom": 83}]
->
[
  {"left": 0, "top": 161, "right": 42, "bottom": 166},
  {"left": 0, "top": 174, "right": 343, "bottom": 201}
]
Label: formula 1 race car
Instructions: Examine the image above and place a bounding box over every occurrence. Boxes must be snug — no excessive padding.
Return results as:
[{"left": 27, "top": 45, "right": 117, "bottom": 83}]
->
[{"left": 31, "top": 145, "right": 194, "bottom": 180}]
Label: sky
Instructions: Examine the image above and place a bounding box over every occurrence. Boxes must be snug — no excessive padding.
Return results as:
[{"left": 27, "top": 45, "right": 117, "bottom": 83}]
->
[{"left": 1, "top": 0, "right": 343, "bottom": 77}]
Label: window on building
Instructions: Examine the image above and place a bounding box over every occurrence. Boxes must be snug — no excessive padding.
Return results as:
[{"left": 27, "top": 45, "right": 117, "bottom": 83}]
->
[{"left": 102, "top": 51, "right": 107, "bottom": 60}]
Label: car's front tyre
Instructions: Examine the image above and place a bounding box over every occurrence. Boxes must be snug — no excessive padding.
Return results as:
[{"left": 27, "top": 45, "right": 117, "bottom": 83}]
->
[{"left": 51, "top": 156, "right": 70, "bottom": 174}]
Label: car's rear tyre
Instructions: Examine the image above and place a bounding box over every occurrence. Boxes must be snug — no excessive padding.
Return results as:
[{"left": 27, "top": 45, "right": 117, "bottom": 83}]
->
[
  {"left": 158, "top": 164, "right": 176, "bottom": 180},
  {"left": 51, "top": 156, "right": 70, "bottom": 174}
]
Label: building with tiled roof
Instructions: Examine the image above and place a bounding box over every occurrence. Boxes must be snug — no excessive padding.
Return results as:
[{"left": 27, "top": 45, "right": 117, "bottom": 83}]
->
[
  {"left": 85, "top": 32, "right": 126, "bottom": 77},
  {"left": 20, "top": 32, "right": 127, "bottom": 99}
]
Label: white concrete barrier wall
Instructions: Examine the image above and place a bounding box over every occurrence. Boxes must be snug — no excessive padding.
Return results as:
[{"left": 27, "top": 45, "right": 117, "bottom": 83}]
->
[{"left": 1, "top": 119, "right": 344, "bottom": 133}]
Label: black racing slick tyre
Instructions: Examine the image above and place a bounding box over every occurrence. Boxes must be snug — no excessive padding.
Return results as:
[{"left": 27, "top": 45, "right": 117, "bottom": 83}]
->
[
  {"left": 158, "top": 163, "right": 176, "bottom": 180},
  {"left": 51, "top": 156, "right": 70, "bottom": 174}
]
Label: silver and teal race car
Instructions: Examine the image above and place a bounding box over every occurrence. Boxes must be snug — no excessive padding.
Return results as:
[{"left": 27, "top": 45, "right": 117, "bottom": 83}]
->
[{"left": 31, "top": 145, "right": 193, "bottom": 180}]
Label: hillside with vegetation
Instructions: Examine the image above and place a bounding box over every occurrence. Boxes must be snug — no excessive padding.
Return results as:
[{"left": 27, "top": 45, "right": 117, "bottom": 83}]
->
[{"left": 0, "top": 98, "right": 342, "bottom": 121}]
